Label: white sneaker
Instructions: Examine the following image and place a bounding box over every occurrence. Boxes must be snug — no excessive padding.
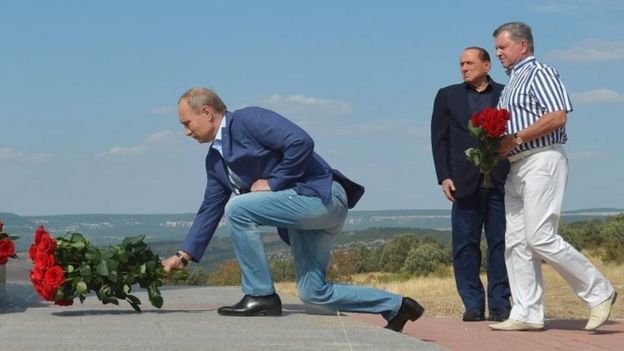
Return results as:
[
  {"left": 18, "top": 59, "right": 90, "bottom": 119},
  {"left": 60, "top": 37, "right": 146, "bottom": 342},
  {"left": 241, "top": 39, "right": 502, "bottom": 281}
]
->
[
  {"left": 585, "top": 291, "right": 618, "bottom": 331},
  {"left": 489, "top": 318, "right": 544, "bottom": 331}
]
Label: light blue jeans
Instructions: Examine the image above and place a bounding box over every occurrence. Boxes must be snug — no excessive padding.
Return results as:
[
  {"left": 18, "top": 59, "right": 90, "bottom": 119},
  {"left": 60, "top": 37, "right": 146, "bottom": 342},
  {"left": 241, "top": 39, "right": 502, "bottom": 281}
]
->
[{"left": 225, "top": 181, "right": 402, "bottom": 320}]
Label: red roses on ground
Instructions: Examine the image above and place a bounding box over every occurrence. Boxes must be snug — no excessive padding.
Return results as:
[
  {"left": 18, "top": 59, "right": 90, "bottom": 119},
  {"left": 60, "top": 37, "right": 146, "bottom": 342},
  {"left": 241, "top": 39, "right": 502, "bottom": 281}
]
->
[
  {"left": 465, "top": 107, "right": 510, "bottom": 187},
  {"left": 0, "top": 220, "right": 19, "bottom": 265},
  {"left": 27, "top": 225, "right": 186, "bottom": 311}
]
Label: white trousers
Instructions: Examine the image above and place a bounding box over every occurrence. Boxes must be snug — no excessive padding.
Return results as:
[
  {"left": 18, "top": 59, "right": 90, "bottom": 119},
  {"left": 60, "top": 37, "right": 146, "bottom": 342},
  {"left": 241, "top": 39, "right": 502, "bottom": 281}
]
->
[{"left": 504, "top": 145, "right": 614, "bottom": 324}]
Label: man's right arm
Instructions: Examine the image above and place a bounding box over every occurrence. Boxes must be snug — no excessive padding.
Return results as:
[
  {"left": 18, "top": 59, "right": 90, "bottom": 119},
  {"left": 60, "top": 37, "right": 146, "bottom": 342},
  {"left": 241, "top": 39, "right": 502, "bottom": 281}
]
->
[
  {"left": 179, "top": 172, "right": 231, "bottom": 262},
  {"left": 431, "top": 89, "right": 452, "bottom": 185},
  {"left": 162, "top": 169, "right": 231, "bottom": 271}
]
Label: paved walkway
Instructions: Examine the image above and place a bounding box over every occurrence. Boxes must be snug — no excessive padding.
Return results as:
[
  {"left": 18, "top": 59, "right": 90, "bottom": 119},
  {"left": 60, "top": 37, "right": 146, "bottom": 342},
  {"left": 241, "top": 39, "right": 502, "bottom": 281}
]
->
[
  {"left": 357, "top": 310, "right": 623, "bottom": 351},
  {"left": 1, "top": 284, "right": 446, "bottom": 351},
  {"left": 2, "top": 283, "right": 622, "bottom": 351}
]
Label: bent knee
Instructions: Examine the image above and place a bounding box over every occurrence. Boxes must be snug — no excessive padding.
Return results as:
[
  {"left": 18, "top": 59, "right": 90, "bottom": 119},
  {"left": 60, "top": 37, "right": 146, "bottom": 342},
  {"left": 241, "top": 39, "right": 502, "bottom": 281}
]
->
[
  {"left": 224, "top": 197, "right": 248, "bottom": 221},
  {"left": 297, "top": 281, "right": 332, "bottom": 304}
]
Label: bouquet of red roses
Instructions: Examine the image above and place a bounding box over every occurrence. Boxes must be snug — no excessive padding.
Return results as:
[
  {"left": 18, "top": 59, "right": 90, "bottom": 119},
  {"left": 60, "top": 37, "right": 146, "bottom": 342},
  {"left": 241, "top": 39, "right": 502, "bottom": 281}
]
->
[
  {"left": 0, "top": 220, "right": 19, "bottom": 265},
  {"left": 29, "top": 226, "right": 184, "bottom": 311},
  {"left": 465, "top": 107, "right": 510, "bottom": 188}
]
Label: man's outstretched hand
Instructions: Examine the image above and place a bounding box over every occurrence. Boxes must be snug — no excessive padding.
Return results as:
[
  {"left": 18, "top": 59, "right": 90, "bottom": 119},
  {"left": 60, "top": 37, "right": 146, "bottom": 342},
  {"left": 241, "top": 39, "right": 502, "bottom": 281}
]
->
[{"left": 161, "top": 251, "right": 191, "bottom": 272}]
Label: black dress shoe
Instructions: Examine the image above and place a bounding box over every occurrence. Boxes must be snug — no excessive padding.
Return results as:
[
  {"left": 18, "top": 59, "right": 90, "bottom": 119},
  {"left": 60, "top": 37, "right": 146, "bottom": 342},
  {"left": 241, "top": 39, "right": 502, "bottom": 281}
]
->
[
  {"left": 462, "top": 309, "right": 485, "bottom": 321},
  {"left": 384, "top": 297, "right": 425, "bottom": 333},
  {"left": 487, "top": 307, "right": 511, "bottom": 322},
  {"left": 217, "top": 293, "right": 283, "bottom": 316}
]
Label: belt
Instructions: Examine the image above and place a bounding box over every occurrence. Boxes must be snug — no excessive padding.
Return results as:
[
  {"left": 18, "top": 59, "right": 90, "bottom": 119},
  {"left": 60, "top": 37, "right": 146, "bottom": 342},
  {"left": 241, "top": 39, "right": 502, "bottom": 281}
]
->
[{"left": 507, "top": 145, "right": 557, "bottom": 163}]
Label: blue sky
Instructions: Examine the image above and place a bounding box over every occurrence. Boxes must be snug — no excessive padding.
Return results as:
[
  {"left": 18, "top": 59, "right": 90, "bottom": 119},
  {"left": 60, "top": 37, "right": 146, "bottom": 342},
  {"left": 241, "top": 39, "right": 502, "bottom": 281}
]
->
[{"left": 1, "top": 0, "right": 623, "bottom": 215}]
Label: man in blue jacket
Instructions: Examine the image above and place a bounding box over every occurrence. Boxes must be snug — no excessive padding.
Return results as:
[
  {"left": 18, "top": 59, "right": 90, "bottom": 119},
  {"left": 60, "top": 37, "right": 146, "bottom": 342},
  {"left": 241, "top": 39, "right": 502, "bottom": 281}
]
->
[
  {"left": 162, "top": 87, "right": 423, "bottom": 333},
  {"left": 431, "top": 47, "right": 511, "bottom": 322}
]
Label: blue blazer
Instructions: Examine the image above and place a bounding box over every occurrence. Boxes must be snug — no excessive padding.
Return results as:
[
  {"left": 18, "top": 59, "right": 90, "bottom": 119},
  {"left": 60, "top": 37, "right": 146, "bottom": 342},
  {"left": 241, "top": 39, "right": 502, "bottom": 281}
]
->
[
  {"left": 181, "top": 107, "right": 365, "bottom": 261},
  {"left": 431, "top": 81, "right": 510, "bottom": 199}
]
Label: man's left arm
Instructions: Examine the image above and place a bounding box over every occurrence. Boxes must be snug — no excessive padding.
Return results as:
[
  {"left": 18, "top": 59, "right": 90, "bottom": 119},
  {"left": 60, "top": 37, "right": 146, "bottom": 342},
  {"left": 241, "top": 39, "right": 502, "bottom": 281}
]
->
[
  {"left": 500, "top": 66, "right": 572, "bottom": 156},
  {"left": 499, "top": 111, "right": 567, "bottom": 156}
]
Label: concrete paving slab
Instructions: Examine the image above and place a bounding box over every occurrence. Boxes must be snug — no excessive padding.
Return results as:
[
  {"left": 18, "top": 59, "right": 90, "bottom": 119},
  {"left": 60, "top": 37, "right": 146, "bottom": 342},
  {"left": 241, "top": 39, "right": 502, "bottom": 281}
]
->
[{"left": 1, "top": 284, "right": 447, "bottom": 351}]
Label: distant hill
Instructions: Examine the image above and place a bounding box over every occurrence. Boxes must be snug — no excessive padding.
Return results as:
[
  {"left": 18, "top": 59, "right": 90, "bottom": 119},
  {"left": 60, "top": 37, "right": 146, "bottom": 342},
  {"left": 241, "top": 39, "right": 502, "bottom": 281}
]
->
[{"left": 2, "top": 208, "right": 622, "bottom": 251}]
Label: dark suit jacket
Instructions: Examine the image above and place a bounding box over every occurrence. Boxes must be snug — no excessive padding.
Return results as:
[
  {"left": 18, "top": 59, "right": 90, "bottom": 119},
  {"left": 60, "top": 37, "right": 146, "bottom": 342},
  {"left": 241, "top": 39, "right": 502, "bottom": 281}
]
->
[
  {"left": 180, "top": 107, "right": 365, "bottom": 261},
  {"left": 431, "top": 80, "right": 509, "bottom": 199}
]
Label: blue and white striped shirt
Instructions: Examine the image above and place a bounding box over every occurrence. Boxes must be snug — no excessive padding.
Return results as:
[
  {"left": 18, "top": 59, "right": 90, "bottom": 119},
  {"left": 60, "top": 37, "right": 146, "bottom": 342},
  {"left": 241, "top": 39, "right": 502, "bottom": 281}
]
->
[{"left": 497, "top": 56, "right": 573, "bottom": 155}]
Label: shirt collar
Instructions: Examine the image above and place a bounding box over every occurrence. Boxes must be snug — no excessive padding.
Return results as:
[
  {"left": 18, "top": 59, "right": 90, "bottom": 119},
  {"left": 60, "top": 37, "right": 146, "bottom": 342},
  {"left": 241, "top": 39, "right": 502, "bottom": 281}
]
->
[
  {"left": 211, "top": 115, "right": 227, "bottom": 151},
  {"left": 464, "top": 75, "right": 493, "bottom": 93},
  {"left": 507, "top": 56, "right": 536, "bottom": 76},
  {"left": 214, "top": 115, "right": 227, "bottom": 142}
]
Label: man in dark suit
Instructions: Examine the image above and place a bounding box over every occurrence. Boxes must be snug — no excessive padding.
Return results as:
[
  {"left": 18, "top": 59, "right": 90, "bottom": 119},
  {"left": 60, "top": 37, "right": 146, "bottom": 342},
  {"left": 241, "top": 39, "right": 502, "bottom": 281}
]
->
[
  {"left": 162, "top": 87, "right": 423, "bottom": 332},
  {"left": 431, "top": 47, "right": 511, "bottom": 322}
]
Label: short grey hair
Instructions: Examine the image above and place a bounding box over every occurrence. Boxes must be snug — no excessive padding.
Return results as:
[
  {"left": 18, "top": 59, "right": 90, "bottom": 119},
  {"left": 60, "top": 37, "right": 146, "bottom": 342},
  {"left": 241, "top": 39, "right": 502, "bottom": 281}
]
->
[
  {"left": 178, "top": 87, "right": 227, "bottom": 115},
  {"left": 493, "top": 22, "right": 534, "bottom": 54}
]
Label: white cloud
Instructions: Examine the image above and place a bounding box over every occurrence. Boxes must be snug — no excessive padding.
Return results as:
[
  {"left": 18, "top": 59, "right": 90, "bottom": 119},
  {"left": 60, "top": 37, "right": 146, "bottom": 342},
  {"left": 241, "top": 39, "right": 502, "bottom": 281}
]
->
[
  {"left": 99, "top": 130, "right": 179, "bottom": 157},
  {"left": 547, "top": 39, "right": 624, "bottom": 63},
  {"left": 571, "top": 89, "right": 624, "bottom": 104},
  {"left": 149, "top": 106, "right": 177, "bottom": 116},
  {"left": 0, "top": 148, "right": 53, "bottom": 163},
  {"left": 261, "top": 94, "right": 353, "bottom": 117},
  {"left": 0, "top": 147, "right": 23, "bottom": 161},
  {"left": 99, "top": 145, "right": 146, "bottom": 157},
  {"left": 145, "top": 130, "right": 176, "bottom": 143}
]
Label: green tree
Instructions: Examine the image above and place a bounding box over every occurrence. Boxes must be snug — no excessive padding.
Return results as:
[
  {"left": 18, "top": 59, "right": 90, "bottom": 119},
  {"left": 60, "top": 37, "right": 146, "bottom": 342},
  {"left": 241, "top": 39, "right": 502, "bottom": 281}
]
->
[
  {"left": 379, "top": 234, "right": 421, "bottom": 272},
  {"left": 401, "top": 237, "right": 449, "bottom": 276}
]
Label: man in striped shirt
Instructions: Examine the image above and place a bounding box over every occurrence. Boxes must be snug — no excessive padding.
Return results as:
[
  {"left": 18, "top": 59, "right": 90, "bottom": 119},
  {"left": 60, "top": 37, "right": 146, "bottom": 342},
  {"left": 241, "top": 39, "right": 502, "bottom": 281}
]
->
[{"left": 488, "top": 22, "right": 616, "bottom": 332}]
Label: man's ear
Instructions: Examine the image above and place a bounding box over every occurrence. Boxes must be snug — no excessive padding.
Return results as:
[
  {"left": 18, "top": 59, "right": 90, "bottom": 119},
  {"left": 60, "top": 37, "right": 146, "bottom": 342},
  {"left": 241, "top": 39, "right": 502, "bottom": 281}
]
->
[{"left": 201, "top": 105, "right": 212, "bottom": 119}]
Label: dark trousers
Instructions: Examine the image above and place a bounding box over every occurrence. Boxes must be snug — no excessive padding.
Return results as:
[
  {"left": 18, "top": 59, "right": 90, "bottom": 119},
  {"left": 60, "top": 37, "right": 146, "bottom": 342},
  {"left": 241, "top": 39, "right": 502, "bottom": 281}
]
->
[{"left": 451, "top": 187, "right": 510, "bottom": 311}]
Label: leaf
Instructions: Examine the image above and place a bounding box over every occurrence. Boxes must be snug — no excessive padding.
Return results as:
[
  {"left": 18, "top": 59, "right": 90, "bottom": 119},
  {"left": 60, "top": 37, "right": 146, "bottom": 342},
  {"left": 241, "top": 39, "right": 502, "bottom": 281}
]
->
[
  {"left": 127, "top": 297, "right": 142, "bottom": 312},
  {"left": 122, "top": 235, "right": 146, "bottom": 247},
  {"left": 97, "top": 260, "right": 109, "bottom": 277},
  {"left": 71, "top": 240, "right": 86, "bottom": 250},
  {"left": 108, "top": 270, "right": 118, "bottom": 283},
  {"left": 126, "top": 274, "right": 136, "bottom": 285},
  {"left": 107, "top": 259, "right": 119, "bottom": 272},
  {"left": 126, "top": 294, "right": 141, "bottom": 305},
  {"left": 148, "top": 286, "right": 163, "bottom": 309},
  {"left": 102, "top": 297, "right": 119, "bottom": 305},
  {"left": 116, "top": 250, "right": 130, "bottom": 264},
  {"left": 80, "top": 265, "right": 92, "bottom": 280},
  {"left": 150, "top": 295, "right": 164, "bottom": 309}
]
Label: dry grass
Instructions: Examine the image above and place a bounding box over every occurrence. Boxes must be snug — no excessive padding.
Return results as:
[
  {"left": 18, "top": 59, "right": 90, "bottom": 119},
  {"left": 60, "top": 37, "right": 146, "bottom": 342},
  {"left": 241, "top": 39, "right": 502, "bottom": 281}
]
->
[{"left": 275, "top": 252, "right": 623, "bottom": 320}]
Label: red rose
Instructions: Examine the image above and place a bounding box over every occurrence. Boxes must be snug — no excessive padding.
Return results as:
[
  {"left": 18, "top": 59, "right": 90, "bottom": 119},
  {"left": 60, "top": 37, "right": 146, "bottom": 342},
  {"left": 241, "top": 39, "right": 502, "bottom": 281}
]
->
[
  {"left": 30, "top": 268, "right": 46, "bottom": 287},
  {"left": 0, "top": 238, "right": 16, "bottom": 258},
  {"left": 55, "top": 299, "right": 74, "bottom": 306},
  {"left": 29, "top": 244, "right": 38, "bottom": 260},
  {"left": 44, "top": 265, "right": 65, "bottom": 289},
  {"left": 36, "top": 284, "right": 57, "bottom": 301},
  {"left": 34, "top": 253, "right": 56, "bottom": 270},
  {"left": 36, "top": 234, "right": 57, "bottom": 255},
  {"left": 34, "top": 226, "right": 48, "bottom": 245}
]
